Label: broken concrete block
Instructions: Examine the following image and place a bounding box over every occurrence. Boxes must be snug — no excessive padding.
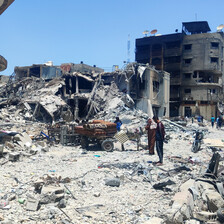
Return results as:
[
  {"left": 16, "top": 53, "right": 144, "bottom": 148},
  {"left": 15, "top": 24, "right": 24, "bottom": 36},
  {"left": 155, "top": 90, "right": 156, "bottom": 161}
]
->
[
  {"left": 196, "top": 180, "right": 224, "bottom": 212},
  {"left": 166, "top": 209, "right": 183, "bottom": 224},
  {"left": 105, "top": 178, "right": 120, "bottom": 187},
  {"left": 206, "top": 189, "right": 224, "bottom": 212},
  {"left": 167, "top": 189, "right": 195, "bottom": 223},
  {"left": 8, "top": 152, "right": 20, "bottom": 162},
  {"left": 58, "top": 199, "right": 66, "bottom": 208},
  {"left": 26, "top": 197, "right": 39, "bottom": 211},
  {"left": 40, "top": 186, "right": 64, "bottom": 204},
  {"left": 179, "top": 179, "right": 195, "bottom": 192},
  {"left": 172, "top": 190, "right": 194, "bottom": 212},
  {"left": 14, "top": 132, "right": 32, "bottom": 148}
]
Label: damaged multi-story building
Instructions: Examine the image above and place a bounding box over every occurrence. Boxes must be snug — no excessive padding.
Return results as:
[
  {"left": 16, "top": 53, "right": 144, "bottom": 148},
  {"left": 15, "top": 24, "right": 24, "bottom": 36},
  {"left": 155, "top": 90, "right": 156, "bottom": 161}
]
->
[
  {"left": 136, "top": 21, "right": 224, "bottom": 119},
  {"left": 110, "top": 63, "right": 170, "bottom": 117},
  {"left": 7, "top": 61, "right": 169, "bottom": 123}
]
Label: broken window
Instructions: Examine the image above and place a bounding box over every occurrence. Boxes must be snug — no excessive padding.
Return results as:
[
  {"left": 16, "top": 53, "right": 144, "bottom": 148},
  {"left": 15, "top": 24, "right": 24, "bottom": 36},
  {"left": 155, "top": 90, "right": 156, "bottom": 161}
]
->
[
  {"left": 184, "top": 107, "right": 192, "bottom": 117},
  {"left": 184, "top": 89, "right": 191, "bottom": 93},
  {"left": 208, "top": 89, "right": 216, "bottom": 94},
  {"left": 211, "top": 42, "right": 219, "bottom": 48},
  {"left": 211, "top": 57, "right": 218, "bottom": 63},
  {"left": 78, "top": 99, "right": 88, "bottom": 118},
  {"left": 193, "top": 71, "right": 197, "bottom": 78},
  {"left": 184, "top": 59, "right": 192, "bottom": 64},
  {"left": 184, "top": 44, "right": 192, "bottom": 50},
  {"left": 30, "top": 66, "right": 40, "bottom": 78},
  {"left": 184, "top": 73, "right": 191, "bottom": 79},
  {"left": 200, "top": 101, "right": 209, "bottom": 105},
  {"left": 153, "top": 81, "right": 159, "bottom": 92},
  {"left": 184, "top": 101, "right": 195, "bottom": 104}
]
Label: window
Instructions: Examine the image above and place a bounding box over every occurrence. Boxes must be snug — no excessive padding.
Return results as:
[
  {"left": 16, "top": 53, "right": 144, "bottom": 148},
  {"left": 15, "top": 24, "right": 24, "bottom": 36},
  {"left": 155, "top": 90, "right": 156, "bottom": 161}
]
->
[
  {"left": 153, "top": 81, "right": 159, "bottom": 92},
  {"left": 193, "top": 71, "right": 197, "bottom": 78},
  {"left": 184, "top": 73, "right": 191, "bottom": 79},
  {"left": 184, "top": 44, "right": 192, "bottom": 50},
  {"left": 184, "top": 59, "right": 192, "bottom": 64},
  {"left": 211, "top": 57, "right": 218, "bottom": 63},
  {"left": 184, "top": 89, "right": 191, "bottom": 93},
  {"left": 208, "top": 89, "right": 216, "bottom": 93},
  {"left": 211, "top": 42, "right": 219, "bottom": 48}
]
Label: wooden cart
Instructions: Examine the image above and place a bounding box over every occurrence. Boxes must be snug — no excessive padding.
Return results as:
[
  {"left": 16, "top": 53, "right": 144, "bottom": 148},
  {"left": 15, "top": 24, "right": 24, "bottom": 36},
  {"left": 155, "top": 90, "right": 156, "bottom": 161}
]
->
[{"left": 74, "top": 120, "right": 117, "bottom": 152}]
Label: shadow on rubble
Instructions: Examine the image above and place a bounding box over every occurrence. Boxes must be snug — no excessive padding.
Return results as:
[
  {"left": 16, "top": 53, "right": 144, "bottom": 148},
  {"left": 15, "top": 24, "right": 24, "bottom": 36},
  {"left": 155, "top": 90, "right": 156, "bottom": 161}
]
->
[{"left": 83, "top": 144, "right": 105, "bottom": 152}]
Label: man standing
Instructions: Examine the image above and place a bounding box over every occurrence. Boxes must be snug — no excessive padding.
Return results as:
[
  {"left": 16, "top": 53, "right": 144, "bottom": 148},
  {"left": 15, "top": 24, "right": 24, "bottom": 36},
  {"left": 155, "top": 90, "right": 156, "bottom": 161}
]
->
[
  {"left": 153, "top": 116, "right": 165, "bottom": 166},
  {"left": 145, "top": 117, "right": 157, "bottom": 155}
]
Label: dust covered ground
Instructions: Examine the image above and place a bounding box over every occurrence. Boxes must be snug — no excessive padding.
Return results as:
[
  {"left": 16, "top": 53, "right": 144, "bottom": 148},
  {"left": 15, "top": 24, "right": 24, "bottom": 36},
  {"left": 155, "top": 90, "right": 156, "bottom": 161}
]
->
[{"left": 0, "top": 120, "right": 223, "bottom": 224}]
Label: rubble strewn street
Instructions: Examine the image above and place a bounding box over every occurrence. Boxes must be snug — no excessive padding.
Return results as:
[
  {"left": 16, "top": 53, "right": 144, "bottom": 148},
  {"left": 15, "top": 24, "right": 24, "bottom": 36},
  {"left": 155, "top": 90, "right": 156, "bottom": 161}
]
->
[{"left": 0, "top": 73, "right": 224, "bottom": 224}]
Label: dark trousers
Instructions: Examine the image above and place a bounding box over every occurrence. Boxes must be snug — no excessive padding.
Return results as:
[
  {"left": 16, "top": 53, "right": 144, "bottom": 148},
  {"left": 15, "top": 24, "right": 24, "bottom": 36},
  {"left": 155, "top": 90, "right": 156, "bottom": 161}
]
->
[{"left": 156, "top": 140, "right": 163, "bottom": 163}]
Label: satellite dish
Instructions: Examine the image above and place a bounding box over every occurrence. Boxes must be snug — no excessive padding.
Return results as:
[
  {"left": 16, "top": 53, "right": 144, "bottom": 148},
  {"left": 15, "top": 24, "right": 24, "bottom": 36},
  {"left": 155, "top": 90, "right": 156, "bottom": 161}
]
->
[
  {"left": 150, "top": 29, "right": 158, "bottom": 35},
  {"left": 143, "top": 30, "right": 149, "bottom": 37},
  {"left": 217, "top": 24, "right": 224, "bottom": 32}
]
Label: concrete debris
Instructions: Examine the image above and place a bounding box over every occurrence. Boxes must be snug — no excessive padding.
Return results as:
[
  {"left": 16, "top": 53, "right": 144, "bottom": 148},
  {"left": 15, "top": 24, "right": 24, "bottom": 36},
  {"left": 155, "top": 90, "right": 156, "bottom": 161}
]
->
[
  {"left": 105, "top": 178, "right": 121, "bottom": 187},
  {"left": 0, "top": 63, "right": 224, "bottom": 223}
]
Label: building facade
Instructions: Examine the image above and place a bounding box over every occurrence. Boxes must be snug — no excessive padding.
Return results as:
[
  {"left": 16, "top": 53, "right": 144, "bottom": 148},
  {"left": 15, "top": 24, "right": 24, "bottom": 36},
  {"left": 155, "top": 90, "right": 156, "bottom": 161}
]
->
[{"left": 135, "top": 21, "right": 224, "bottom": 119}]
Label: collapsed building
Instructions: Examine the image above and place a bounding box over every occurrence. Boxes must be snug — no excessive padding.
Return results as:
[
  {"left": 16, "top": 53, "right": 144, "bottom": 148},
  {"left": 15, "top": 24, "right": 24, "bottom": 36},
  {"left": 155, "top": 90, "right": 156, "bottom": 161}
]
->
[
  {"left": 136, "top": 21, "right": 224, "bottom": 119},
  {"left": 0, "top": 62, "right": 169, "bottom": 123}
]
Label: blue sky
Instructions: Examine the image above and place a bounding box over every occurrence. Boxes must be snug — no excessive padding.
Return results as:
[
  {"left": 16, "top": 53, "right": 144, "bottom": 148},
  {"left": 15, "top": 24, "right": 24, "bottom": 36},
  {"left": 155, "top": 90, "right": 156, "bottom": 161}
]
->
[{"left": 0, "top": 0, "right": 224, "bottom": 75}]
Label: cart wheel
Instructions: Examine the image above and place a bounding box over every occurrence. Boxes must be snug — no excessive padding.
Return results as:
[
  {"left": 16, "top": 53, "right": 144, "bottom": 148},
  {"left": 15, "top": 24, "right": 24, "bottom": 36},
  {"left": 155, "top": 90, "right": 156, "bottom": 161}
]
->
[
  {"left": 101, "top": 139, "right": 114, "bottom": 152},
  {"left": 81, "top": 137, "right": 89, "bottom": 149}
]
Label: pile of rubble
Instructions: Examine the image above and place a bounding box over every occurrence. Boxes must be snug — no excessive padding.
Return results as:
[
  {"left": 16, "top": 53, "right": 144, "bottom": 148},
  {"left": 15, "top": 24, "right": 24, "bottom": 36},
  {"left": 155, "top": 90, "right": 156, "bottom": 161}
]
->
[{"left": 0, "top": 72, "right": 224, "bottom": 223}]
